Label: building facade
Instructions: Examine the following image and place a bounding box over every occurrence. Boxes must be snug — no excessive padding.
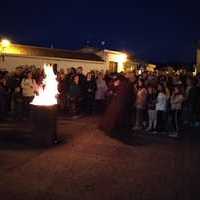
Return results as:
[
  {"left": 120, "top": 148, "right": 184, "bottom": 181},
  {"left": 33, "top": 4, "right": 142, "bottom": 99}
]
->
[
  {"left": 96, "top": 49, "right": 128, "bottom": 72},
  {"left": 0, "top": 42, "right": 149, "bottom": 73},
  {"left": 0, "top": 44, "right": 105, "bottom": 73}
]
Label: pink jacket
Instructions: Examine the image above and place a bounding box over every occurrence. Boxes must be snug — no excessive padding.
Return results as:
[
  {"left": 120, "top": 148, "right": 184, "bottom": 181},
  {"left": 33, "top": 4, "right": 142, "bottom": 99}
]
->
[{"left": 135, "top": 88, "right": 147, "bottom": 109}]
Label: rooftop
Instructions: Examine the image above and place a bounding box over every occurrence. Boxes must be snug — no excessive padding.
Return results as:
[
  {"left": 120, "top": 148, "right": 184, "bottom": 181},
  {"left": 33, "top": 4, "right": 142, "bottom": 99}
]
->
[{"left": 3, "top": 44, "right": 104, "bottom": 62}]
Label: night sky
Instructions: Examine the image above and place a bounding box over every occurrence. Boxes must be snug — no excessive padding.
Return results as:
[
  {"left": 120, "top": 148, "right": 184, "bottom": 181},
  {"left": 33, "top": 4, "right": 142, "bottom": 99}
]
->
[{"left": 1, "top": 0, "right": 200, "bottom": 63}]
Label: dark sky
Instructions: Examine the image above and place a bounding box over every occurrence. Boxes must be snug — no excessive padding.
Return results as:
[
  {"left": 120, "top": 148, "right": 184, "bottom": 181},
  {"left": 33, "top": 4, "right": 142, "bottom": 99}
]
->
[{"left": 1, "top": 0, "right": 200, "bottom": 63}]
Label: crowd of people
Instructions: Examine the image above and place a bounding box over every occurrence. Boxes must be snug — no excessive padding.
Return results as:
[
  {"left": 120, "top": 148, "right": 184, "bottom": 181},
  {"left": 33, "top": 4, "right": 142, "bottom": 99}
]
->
[
  {"left": 0, "top": 67, "right": 43, "bottom": 121},
  {"left": 57, "top": 67, "right": 108, "bottom": 117},
  {"left": 134, "top": 72, "right": 200, "bottom": 137},
  {"left": 0, "top": 65, "right": 200, "bottom": 139},
  {"left": 100, "top": 70, "right": 200, "bottom": 138}
]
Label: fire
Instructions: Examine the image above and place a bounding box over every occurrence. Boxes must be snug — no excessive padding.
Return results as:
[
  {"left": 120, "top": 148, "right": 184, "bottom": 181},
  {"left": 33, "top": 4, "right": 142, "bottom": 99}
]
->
[{"left": 31, "top": 64, "right": 58, "bottom": 106}]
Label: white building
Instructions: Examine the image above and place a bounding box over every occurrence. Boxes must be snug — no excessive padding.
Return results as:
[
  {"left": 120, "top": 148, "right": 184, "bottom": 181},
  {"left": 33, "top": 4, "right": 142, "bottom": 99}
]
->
[
  {"left": 97, "top": 49, "right": 128, "bottom": 72},
  {"left": 0, "top": 43, "right": 131, "bottom": 73},
  {"left": 0, "top": 44, "right": 105, "bottom": 73},
  {"left": 80, "top": 47, "right": 141, "bottom": 72}
]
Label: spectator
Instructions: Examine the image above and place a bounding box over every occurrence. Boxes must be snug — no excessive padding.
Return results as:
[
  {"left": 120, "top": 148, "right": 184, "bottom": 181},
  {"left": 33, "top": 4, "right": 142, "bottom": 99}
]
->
[
  {"left": 195, "top": 78, "right": 200, "bottom": 127},
  {"left": 95, "top": 73, "right": 107, "bottom": 114},
  {"left": 12, "top": 86, "right": 23, "bottom": 120},
  {"left": 77, "top": 66, "right": 86, "bottom": 113},
  {"left": 64, "top": 68, "right": 76, "bottom": 112},
  {"left": 58, "top": 73, "right": 66, "bottom": 111},
  {"left": 133, "top": 79, "right": 147, "bottom": 130},
  {"left": 146, "top": 85, "right": 158, "bottom": 132},
  {"left": 85, "top": 72, "right": 97, "bottom": 114},
  {"left": 21, "top": 71, "right": 37, "bottom": 119},
  {"left": 0, "top": 75, "right": 8, "bottom": 120},
  {"left": 68, "top": 75, "right": 81, "bottom": 118},
  {"left": 169, "top": 85, "right": 184, "bottom": 138},
  {"left": 184, "top": 77, "right": 197, "bottom": 127},
  {"left": 156, "top": 84, "right": 168, "bottom": 133}
]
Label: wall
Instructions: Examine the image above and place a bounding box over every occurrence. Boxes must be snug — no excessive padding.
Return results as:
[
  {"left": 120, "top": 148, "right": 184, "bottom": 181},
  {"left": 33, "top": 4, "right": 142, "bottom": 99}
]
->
[
  {"left": 0, "top": 55, "right": 105, "bottom": 73},
  {"left": 97, "top": 50, "right": 127, "bottom": 72}
]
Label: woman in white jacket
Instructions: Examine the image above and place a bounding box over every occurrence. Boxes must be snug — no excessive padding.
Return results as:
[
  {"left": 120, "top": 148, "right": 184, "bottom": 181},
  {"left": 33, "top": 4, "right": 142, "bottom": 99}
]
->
[
  {"left": 95, "top": 73, "right": 107, "bottom": 114},
  {"left": 156, "top": 84, "right": 168, "bottom": 133},
  {"left": 21, "top": 71, "right": 37, "bottom": 118}
]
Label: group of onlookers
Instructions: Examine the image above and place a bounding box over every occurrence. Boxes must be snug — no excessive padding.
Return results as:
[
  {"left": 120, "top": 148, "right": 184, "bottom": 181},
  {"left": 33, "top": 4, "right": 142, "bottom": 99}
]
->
[
  {"left": 0, "top": 66, "right": 108, "bottom": 120},
  {"left": 131, "top": 71, "right": 200, "bottom": 138},
  {"left": 0, "top": 66, "right": 200, "bottom": 138},
  {"left": 97, "top": 70, "right": 200, "bottom": 138},
  {"left": 0, "top": 67, "right": 43, "bottom": 120},
  {"left": 57, "top": 68, "right": 200, "bottom": 138},
  {"left": 57, "top": 67, "right": 108, "bottom": 117}
]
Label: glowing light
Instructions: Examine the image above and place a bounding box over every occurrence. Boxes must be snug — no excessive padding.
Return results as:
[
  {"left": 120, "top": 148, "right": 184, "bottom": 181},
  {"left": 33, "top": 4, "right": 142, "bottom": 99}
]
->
[
  {"left": 116, "top": 53, "right": 127, "bottom": 72},
  {"left": 116, "top": 54, "right": 127, "bottom": 64},
  {"left": 193, "top": 66, "right": 197, "bottom": 76},
  {"left": 31, "top": 64, "right": 58, "bottom": 106},
  {"left": 1, "top": 39, "right": 11, "bottom": 48}
]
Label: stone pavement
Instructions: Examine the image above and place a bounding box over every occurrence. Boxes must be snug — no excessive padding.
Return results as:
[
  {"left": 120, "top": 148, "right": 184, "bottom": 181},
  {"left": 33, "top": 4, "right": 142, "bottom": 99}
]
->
[{"left": 0, "top": 117, "right": 200, "bottom": 200}]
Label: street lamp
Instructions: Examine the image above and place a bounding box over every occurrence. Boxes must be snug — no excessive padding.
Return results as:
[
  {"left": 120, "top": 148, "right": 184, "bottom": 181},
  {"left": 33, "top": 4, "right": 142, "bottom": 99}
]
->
[
  {"left": 0, "top": 38, "right": 11, "bottom": 62},
  {"left": 1, "top": 39, "right": 11, "bottom": 48}
]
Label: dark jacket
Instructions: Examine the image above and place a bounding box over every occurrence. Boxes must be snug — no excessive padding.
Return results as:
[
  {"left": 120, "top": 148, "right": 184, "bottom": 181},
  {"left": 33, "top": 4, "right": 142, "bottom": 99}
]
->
[
  {"left": 147, "top": 93, "right": 157, "bottom": 110},
  {"left": 100, "top": 77, "right": 133, "bottom": 135},
  {"left": 85, "top": 80, "right": 97, "bottom": 98},
  {"left": 68, "top": 83, "right": 81, "bottom": 99}
]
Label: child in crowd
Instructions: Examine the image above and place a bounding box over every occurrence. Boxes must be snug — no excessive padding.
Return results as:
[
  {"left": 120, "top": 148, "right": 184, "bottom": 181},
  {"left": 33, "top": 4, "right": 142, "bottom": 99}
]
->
[{"left": 146, "top": 85, "right": 158, "bottom": 132}]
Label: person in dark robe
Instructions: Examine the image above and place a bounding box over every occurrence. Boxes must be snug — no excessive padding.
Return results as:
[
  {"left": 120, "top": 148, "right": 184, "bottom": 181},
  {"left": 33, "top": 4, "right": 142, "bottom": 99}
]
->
[
  {"left": 85, "top": 72, "right": 97, "bottom": 115},
  {"left": 57, "top": 73, "right": 66, "bottom": 112},
  {"left": 77, "top": 66, "right": 87, "bottom": 114},
  {"left": 99, "top": 74, "right": 134, "bottom": 138}
]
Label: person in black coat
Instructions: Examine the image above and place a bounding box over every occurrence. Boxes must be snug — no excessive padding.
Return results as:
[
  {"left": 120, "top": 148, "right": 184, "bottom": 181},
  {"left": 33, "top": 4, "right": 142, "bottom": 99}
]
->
[
  {"left": 99, "top": 74, "right": 133, "bottom": 138},
  {"left": 77, "top": 67, "right": 86, "bottom": 113},
  {"left": 0, "top": 75, "right": 9, "bottom": 120},
  {"left": 85, "top": 72, "right": 97, "bottom": 114}
]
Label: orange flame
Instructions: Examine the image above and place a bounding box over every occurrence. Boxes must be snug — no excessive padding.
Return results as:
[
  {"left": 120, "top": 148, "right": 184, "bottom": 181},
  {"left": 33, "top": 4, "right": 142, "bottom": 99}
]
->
[{"left": 31, "top": 64, "right": 58, "bottom": 106}]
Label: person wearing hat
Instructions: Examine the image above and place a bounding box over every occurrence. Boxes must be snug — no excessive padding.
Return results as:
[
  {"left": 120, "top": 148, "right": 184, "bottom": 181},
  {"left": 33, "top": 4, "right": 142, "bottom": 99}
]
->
[{"left": 99, "top": 74, "right": 133, "bottom": 138}]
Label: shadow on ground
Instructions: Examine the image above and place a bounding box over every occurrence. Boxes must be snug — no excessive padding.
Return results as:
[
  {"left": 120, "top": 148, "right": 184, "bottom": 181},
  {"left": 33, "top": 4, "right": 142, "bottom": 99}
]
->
[
  {"left": 0, "top": 129, "right": 69, "bottom": 150},
  {"left": 106, "top": 127, "right": 200, "bottom": 148}
]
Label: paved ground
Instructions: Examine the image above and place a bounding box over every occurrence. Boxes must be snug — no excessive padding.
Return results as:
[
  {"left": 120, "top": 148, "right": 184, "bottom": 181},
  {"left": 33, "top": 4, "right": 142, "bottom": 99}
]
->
[{"left": 0, "top": 116, "right": 200, "bottom": 200}]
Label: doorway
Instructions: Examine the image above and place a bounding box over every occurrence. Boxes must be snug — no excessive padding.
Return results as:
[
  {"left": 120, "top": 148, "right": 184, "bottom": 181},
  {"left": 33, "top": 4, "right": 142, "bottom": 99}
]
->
[{"left": 109, "top": 61, "right": 118, "bottom": 72}]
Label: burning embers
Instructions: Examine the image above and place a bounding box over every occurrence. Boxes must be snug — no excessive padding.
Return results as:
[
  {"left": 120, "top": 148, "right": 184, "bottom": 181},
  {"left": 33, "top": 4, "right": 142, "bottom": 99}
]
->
[{"left": 31, "top": 64, "right": 59, "bottom": 147}]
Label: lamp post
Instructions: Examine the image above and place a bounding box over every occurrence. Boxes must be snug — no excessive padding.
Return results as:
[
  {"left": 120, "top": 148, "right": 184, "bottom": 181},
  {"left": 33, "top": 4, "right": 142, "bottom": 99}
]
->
[{"left": 0, "top": 39, "right": 11, "bottom": 62}]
